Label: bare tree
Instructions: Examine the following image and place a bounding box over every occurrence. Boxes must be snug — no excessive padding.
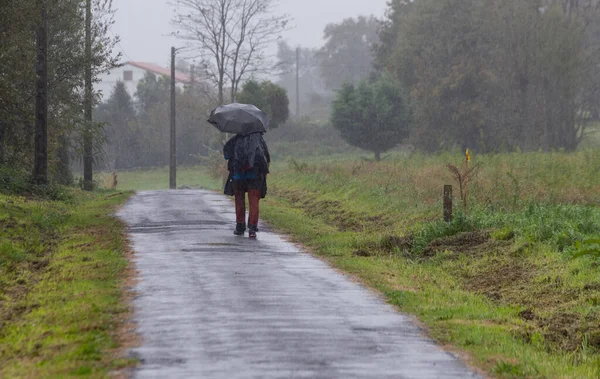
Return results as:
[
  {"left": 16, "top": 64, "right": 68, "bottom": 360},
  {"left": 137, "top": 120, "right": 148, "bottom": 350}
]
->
[{"left": 172, "top": 0, "right": 289, "bottom": 104}]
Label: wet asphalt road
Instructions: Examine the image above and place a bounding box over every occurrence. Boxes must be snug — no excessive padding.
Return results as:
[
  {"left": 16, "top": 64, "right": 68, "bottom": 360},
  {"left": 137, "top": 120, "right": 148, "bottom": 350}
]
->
[{"left": 118, "top": 190, "right": 479, "bottom": 378}]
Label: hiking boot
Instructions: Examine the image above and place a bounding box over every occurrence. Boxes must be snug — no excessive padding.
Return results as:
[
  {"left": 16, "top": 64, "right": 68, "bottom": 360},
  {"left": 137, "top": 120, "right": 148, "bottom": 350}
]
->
[
  {"left": 234, "top": 223, "right": 246, "bottom": 236},
  {"left": 248, "top": 224, "right": 258, "bottom": 239}
]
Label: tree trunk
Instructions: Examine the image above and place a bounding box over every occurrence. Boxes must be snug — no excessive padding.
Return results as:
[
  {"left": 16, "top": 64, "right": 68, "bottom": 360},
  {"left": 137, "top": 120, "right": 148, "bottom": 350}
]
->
[
  {"left": 374, "top": 151, "right": 381, "bottom": 161},
  {"left": 218, "top": 81, "right": 224, "bottom": 105},
  {"left": 33, "top": 1, "right": 48, "bottom": 185},
  {"left": 0, "top": 121, "right": 5, "bottom": 164},
  {"left": 170, "top": 46, "right": 177, "bottom": 190},
  {"left": 57, "top": 133, "right": 73, "bottom": 185},
  {"left": 83, "top": 0, "right": 93, "bottom": 190},
  {"left": 296, "top": 47, "right": 301, "bottom": 118}
]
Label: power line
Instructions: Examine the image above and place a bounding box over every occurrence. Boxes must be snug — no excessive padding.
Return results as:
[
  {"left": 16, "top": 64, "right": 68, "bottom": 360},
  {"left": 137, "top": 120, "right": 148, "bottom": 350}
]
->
[
  {"left": 117, "top": 40, "right": 133, "bottom": 62},
  {"left": 104, "top": 7, "right": 132, "bottom": 63}
]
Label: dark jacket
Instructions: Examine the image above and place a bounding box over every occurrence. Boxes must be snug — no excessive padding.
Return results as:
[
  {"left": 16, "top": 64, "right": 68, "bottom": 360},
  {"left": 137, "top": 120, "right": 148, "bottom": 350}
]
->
[{"left": 223, "top": 133, "right": 270, "bottom": 198}]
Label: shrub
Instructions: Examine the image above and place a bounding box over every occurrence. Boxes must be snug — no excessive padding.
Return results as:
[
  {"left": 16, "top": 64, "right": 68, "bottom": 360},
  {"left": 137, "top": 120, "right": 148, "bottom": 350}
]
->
[
  {"left": 0, "top": 166, "right": 72, "bottom": 201},
  {"left": 331, "top": 75, "right": 411, "bottom": 161}
]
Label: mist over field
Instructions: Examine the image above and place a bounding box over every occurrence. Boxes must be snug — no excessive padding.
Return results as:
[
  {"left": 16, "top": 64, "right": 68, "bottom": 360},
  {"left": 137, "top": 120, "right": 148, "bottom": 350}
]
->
[{"left": 2, "top": 0, "right": 600, "bottom": 377}]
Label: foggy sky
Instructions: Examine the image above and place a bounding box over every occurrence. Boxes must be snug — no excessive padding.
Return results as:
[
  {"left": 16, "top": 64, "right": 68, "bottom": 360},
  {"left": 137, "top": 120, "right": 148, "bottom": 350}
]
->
[{"left": 111, "top": 0, "right": 388, "bottom": 67}]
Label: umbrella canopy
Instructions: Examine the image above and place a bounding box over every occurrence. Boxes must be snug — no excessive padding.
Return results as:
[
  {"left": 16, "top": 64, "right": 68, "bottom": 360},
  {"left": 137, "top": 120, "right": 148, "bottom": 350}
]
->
[{"left": 208, "top": 103, "right": 269, "bottom": 135}]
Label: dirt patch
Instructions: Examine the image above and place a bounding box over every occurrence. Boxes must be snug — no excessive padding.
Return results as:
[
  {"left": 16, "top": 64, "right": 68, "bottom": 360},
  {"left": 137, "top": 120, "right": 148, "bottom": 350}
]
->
[
  {"left": 538, "top": 313, "right": 581, "bottom": 351},
  {"left": 583, "top": 282, "right": 600, "bottom": 291},
  {"left": 423, "top": 231, "right": 489, "bottom": 256},
  {"left": 359, "top": 232, "right": 502, "bottom": 259},
  {"left": 352, "top": 250, "right": 373, "bottom": 257},
  {"left": 518, "top": 309, "right": 537, "bottom": 321},
  {"left": 357, "top": 235, "right": 414, "bottom": 257},
  {"left": 464, "top": 259, "right": 530, "bottom": 302},
  {"left": 380, "top": 235, "right": 413, "bottom": 253},
  {"left": 0, "top": 216, "right": 19, "bottom": 230},
  {"left": 515, "top": 312, "right": 600, "bottom": 352},
  {"left": 422, "top": 231, "right": 511, "bottom": 259},
  {"left": 460, "top": 244, "right": 600, "bottom": 353}
]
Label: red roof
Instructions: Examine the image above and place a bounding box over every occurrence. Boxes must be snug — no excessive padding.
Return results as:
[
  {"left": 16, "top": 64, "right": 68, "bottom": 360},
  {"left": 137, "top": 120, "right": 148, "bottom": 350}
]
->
[{"left": 127, "top": 61, "right": 192, "bottom": 84}]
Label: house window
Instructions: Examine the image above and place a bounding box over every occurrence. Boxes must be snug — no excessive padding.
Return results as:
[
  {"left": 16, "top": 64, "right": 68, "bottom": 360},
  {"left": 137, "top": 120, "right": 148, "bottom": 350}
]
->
[{"left": 123, "top": 70, "right": 133, "bottom": 81}]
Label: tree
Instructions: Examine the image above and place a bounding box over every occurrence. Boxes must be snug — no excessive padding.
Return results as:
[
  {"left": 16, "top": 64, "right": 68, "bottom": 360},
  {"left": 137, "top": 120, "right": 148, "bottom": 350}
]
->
[
  {"left": 172, "top": 0, "right": 290, "bottom": 104},
  {"left": 1, "top": 0, "right": 43, "bottom": 167},
  {"left": 176, "top": 87, "right": 220, "bottom": 165},
  {"left": 97, "top": 67, "right": 219, "bottom": 170},
  {"left": 237, "top": 80, "right": 290, "bottom": 128},
  {"left": 34, "top": 0, "right": 49, "bottom": 185},
  {"left": 316, "top": 16, "right": 380, "bottom": 90},
  {"left": 374, "top": 0, "right": 413, "bottom": 73},
  {"left": 389, "top": 0, "right": 492, "bottom": 152},
  {"left": 275, "top": 41, "right": 331, "bottom": 120},
  {"left": 0, "top": 0, "right": 119, "bottom": 182},
  {"left": 96, "top": 82, "right": 136, "bottom": 169},
  {"left": 380, "top": 0, "right": 600, "bottom": 152},
  {"left": 331, "top": 76, "right": 410, "bottom": 161},
  {"left": 136, "top": 72, "right": 170, "bottom": 115}
]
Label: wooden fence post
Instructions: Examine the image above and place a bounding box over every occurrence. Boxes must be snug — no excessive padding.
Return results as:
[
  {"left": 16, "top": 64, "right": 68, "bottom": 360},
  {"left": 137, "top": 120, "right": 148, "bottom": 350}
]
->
[{"left": 444, "top": 185, "right": 453, "bottom": 222}]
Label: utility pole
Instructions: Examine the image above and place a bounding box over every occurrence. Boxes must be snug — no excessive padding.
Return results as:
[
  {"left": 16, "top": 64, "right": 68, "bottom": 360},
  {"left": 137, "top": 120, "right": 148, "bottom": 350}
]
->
[
  {"left": 83, "top": 0, "right": 93, "bottom": 191},
  {"left": 34, "top": 0, "right": 48, "bottom": 185},
  {"left": 0, "top": 121, "right": 5, "bottom": 164},
  {"left": 170, "top": 47, "right": 177, "bottom": 190},
  {"left": 189, "top": 64, "right": 197, "bottom": 98},
  {"left": 190, "top": 65, "right": 195, "bottom": 83},
  {"left": 296, "top": 46, "right": 300, "bottom": 118}
]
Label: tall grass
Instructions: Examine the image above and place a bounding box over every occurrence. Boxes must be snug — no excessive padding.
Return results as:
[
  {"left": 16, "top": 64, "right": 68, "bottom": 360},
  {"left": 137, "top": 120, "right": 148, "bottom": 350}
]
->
[
  {"left": 283, "top": 150, "right": 600, "bottom": 210},
  {"left": 273, "top": 150, "right": 600, "bottom": 256}
]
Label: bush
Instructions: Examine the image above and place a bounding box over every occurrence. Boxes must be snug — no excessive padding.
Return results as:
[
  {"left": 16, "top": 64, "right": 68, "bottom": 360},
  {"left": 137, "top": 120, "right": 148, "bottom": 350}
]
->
[
  {"left": 331, "top": 75, "right": 410, "bottom": 161},
  {"left": 266, "top": 120, "right": 356, "bottom": 158},
  {"left": 237, "top": 80, "right": 290, "bottom": 129},
  {"left": 0, "top": 166, "right": 30, "bottom": 194},
  {"left": 0, "top": 166, "right": 72, "bottom": 201}
]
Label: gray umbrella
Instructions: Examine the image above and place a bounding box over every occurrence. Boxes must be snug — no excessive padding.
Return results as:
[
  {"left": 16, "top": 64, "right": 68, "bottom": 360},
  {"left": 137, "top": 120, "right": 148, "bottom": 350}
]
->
[{"left": 208, "top": 103, "right": 269, "bottom": 135}]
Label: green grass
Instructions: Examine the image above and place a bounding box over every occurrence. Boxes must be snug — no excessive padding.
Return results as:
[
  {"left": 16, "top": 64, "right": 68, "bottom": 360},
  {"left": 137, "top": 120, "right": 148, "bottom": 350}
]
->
[
  {"left": 0, "top": 188, "right": 135, "bottom": 377},
  {"left": 98, "top": 166, "right": 221, "bottom": 191},
  {"left": 255, "top": 150, "right": 600, "bottom": 377}
]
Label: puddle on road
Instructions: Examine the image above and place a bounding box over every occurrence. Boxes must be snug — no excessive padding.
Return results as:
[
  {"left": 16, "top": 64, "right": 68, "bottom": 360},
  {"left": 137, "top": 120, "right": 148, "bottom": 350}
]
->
[
  {"left": 128, "top": 220, "right": 230, "bottom": 234},
  {"left": 198, "top": 242, "right": 240, "bottom": 246}
]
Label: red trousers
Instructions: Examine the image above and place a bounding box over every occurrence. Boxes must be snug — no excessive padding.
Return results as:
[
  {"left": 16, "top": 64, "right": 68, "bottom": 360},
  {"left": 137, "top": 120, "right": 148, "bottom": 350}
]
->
[{"left": 234, "top": 188, "right": 261, "bottom": 226}]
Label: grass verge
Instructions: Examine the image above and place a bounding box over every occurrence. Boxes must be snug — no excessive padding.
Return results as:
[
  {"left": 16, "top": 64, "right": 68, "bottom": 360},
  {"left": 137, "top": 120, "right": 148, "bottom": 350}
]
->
[
  {"left": 257, "top": 151, "right": 600, "bottom": 378},
  {"left": 0, "top": 188, "right": 135, "bottom": 377}
]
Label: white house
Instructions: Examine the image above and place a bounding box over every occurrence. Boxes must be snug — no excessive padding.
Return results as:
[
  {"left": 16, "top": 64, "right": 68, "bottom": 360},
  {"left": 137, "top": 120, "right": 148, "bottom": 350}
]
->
[{"left": 95, "top": 61, "right": 192, "bottom": 102}]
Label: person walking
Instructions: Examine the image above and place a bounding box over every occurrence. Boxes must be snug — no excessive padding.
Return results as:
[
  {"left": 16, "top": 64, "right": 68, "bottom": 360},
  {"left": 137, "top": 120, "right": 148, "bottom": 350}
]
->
[{"left": 223, "top": 133, "right": 270, "bottom": 239}]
